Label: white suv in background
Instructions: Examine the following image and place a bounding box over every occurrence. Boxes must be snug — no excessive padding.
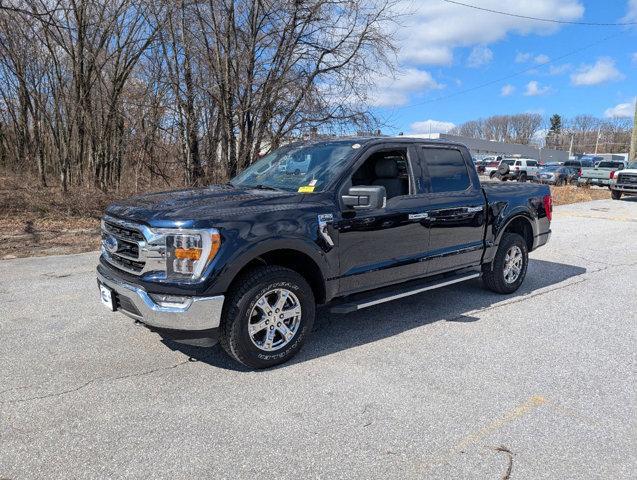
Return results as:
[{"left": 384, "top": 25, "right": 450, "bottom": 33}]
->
[{"left": 490, "top": 158, "right": 539, "bottom": 182}]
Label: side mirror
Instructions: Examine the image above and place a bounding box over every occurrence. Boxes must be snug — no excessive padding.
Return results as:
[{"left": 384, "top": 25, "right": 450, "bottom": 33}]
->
[{"left": 342, "top": 185, "right": 386, "bottom": 210}]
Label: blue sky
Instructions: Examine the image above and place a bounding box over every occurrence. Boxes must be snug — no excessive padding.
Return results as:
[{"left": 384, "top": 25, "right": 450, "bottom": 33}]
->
[{"left": 372, "top": 0, "right": 637, "bottom": 135}]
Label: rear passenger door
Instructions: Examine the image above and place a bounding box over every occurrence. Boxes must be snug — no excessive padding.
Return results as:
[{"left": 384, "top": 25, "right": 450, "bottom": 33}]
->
[{"left": 416, "top": 146, "right": 487, "bottom": 275}]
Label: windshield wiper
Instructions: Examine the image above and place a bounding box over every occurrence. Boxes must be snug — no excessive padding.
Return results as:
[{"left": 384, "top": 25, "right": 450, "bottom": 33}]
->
[{"left": 251, "top": 184, "right": 282, "bottom": 191}]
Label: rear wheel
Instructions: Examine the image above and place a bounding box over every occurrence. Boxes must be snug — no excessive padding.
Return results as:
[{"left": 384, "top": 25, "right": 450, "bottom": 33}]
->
[
  {"left": 482, "top": 233, "right": 528, "bottom": 294},
  {"left": 220, "top": 266, "right": 315, "bottom": 368},
  {"left": 611, "top": 190, "right": 622, "bottom": 200},
  {"left": 518, "top": 173, "right": 528, "bottom": 182}
]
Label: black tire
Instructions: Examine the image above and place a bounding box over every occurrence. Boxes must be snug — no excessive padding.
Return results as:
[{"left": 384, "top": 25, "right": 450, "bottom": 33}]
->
[
  {"left": 482, "top": 233, "right": 529, "bottom": 294},
  {"left": 489, "top": 171, "right": 497, "bottom": 179},
  {"left": 219, "top": 266, "right": 315, "bottom": 369},
  {"left": 518, "top": 173, "right": 527, "bottom": 182},
  {"left": 611, "top": 190, "right": 622, "bottom": 200}
]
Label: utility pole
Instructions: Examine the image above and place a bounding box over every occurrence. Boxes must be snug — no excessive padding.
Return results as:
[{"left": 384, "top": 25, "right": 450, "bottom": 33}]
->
[
  {"left": 630, "top": 99, "right": 637, "bottom": 161},
  {"left": 594, "top": 124, "right": 601, "bottom": 154},
  {"left": 568, "top": 134, "right": 574, "bottom": 158}
]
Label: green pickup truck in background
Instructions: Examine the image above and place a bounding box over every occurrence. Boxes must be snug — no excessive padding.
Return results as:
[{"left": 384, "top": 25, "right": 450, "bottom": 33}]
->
[{"left": 578, "top": 160, "right": 626, "bottom": 187}]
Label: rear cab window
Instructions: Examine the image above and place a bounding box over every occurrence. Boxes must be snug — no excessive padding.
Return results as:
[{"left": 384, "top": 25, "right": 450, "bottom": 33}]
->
[{"left": 419, "top": 147, "right": 471, "bottom": 193}]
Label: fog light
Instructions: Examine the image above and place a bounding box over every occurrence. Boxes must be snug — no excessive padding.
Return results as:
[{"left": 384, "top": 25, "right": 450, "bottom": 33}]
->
[{"left": 149, "top": 294, "right": 190, "bottom": 308}]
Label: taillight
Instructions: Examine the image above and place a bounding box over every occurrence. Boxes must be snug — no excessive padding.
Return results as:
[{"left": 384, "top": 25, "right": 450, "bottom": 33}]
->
[
  {"left": 610, "top": 170, "right": 615, "bottom": 179},
  {"left": 543, "top": 194, "right": 553, "bottom": 221},
  {"left": 577, "top": 168, "right": 582, "bottom": 176}
]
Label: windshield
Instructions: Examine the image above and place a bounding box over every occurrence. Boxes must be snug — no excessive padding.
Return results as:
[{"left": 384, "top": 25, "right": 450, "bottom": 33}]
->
[
  {"left": 231, "top": 141, "right": 360, "bottom": 192},
  {"left": 502, "top": 159, "right": 516, "bottom": 165},
  {"left": 541, "top": 165, "right": 560, "bottom": 171},
  {"left": 627, "top": 162, "right": 637, "bottom": 169},
  {"left": 597, "top": 161, "right": 624, "bottom": 169}
]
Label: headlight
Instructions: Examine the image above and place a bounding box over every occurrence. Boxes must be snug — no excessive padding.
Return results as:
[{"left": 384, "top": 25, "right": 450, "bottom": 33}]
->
[{"left": 150, "top": 228, "right": 221, "bottom": 281}]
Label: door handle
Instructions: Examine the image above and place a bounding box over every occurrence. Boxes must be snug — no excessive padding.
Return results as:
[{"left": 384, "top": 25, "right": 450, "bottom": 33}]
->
[{"left": 408, "top": 212, "right": 429, "bottom": 220}]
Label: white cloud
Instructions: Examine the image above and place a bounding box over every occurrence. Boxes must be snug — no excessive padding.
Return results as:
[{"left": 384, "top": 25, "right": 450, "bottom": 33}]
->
[
  {"left": 369, "top": 68, "right": 443, "bottom": 107},
  {"left": 524, "top": 80, "right": 550, "bottom": 96},
  {"left": 623, "top": 0, "right": 637, "bottom": 22},
  {"left": 467, "top": 45, "right": 493, "bottom": 68},
  {"left": 516, "top": 52, "right": 550, "bottom": 64},
  {"left": 409, "top": 119, "right": 456, "bottom": 134},
  {"left": 604, "top": 98, "right": 636, "bottom": 118},
  {"left": 570, "top": 57, "right": 624, "bottom": 86},
  {"left": 396, "top": 1, "right": 584, "bottom": 66},
  {"left": 501, "top": 84, "right": 515, "bottom": 96},
  {"left": 548, "top": 64, "right": 572, "bottom": 75}
]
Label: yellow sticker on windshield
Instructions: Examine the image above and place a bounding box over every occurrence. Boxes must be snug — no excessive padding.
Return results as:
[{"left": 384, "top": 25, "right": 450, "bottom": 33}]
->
[{"left": 298, "top": 185, "right": 316, "bottom": 193}]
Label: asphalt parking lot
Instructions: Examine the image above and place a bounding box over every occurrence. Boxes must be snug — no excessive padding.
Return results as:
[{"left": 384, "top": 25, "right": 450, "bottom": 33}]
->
[{"left": 1, "top": 198, "right": 636, "bottom": 479}]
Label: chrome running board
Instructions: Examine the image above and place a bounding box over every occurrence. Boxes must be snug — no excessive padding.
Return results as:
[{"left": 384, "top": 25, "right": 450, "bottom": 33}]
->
[{"left": 329, "top": 270, "right": 481, "bottom": 314}]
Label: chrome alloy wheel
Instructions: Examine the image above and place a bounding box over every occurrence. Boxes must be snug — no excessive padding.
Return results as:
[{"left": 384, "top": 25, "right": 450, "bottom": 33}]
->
[
  {"left": 503, "top": 245, "right": 523, "bottom": 284},
  {"left": 248, "top": 288, "right": 302, "bottom": 352}
]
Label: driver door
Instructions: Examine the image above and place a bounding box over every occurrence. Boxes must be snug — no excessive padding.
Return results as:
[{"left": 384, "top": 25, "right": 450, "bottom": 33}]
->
[{"left": 333, "top": 145, "right": 431, "bottom": 295}]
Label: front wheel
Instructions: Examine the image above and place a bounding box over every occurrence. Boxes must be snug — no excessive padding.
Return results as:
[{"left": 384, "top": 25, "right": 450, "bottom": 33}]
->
[
  {"left": 611, "top": 190, "right": 622, "bottom": 200},
  {"left": 482, "top": 233, "right": 529, "bottom": 294},
  {"left": 219, "top": 266, "right": 315, "bottom": 368},
  {"left": 518, "top": 173, "right": 528, "bottom": 182}
]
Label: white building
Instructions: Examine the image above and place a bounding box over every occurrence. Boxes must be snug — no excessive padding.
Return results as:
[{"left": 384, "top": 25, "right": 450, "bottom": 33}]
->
[{"left": 405, "top": 133, "right": 568, "bottom": 163}]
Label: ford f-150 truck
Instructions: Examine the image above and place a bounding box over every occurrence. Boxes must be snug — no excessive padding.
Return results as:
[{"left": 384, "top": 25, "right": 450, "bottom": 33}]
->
[
  {"left": 610, "top": 161, "right": 637, "bottom": 199},
  {"left": 578, "top": 160, "right": 626, "bottom": 187},
  {"left": 97, "top": 138, "right": 552, "bottom": 368}
]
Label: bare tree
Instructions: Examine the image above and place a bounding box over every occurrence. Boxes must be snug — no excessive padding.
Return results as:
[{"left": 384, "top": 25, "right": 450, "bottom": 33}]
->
[{"left": 0, "top": 0, "right": 397, "bottom": 192}]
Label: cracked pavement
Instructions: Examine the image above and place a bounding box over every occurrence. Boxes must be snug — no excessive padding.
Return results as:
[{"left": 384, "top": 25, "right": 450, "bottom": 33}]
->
[{"left": 1, "top": 198, "right": 636, "bottom": 479}]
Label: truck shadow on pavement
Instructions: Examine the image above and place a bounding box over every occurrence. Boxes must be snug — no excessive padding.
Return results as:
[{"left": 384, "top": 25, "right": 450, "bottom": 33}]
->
[{"left": 161, "top": 259, "right": 586, "bottom": 371}]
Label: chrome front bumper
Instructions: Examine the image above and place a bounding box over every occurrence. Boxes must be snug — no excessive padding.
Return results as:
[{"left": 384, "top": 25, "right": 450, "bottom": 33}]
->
[
  {"left": 97, "top": 268, "right": 224, "bottom": 331},
  {"left": 613, "top": 184, "right": 637, "bottom": 192}
]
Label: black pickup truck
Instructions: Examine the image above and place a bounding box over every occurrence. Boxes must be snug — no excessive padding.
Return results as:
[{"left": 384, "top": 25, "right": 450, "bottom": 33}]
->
[{"left": 97, "top": 137, "right": 552, "bottom": 368}]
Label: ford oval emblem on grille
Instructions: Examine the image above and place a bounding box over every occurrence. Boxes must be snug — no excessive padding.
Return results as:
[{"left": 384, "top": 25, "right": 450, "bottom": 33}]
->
[{"left": 104, "top": 235, "right": 118, "bottom": 254}]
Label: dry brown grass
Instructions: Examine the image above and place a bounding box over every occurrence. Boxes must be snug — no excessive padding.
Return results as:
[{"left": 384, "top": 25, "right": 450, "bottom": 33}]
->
[
  {"left": 0, "top": 173, "right": 614, "bottom": 259},
  {"left": 549, "top": 184, "right": 611, "bottom": 205},
  {"left": 0, "top": 174, "right": 126, "bottom": 259}
]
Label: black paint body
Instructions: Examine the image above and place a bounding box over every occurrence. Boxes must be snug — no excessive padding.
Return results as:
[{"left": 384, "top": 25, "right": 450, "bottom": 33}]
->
[{"left": 99, "top": 138, "right": 551, "bottom": 305}]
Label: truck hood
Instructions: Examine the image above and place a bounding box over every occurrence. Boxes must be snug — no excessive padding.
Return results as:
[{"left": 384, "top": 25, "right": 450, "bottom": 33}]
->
[{"left": 105, "top": 184, "right": 305, "bottom": 228}]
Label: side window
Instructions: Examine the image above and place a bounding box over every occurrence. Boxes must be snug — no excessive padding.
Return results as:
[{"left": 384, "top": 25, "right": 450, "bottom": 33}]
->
[
  {"left": 515, "top": 161, "right": 522, "bottom": 166},
  {"left": 421, "top": 148, "right": 470, "bottom": 193},
  {"left": 350, "top": 148, "right": 412, "bottom": 200},
  {"left": 527, "top": 161, "right": 537, "bottom": 167}
]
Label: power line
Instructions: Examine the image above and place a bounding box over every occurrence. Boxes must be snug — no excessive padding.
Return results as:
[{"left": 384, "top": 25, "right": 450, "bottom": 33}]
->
[
  {"left": 394, "top": 32, "right": 622, "bottom": 111},
  {"left": 442, "top": 0, "right": 637, "bottom": 26}
]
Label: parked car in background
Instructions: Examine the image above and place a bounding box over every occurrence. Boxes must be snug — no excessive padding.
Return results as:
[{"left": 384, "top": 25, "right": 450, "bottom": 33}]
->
[
  {"left": 483, "top": 156, "right": 503, "bottom": 176},
  {"left": 490, "top": 158, "right": 539, "bottom": 182},
  {"left": 562, "top": 158, "right": 595, "bottom": 183},
  {"left": 535, "top": 165, "right": 576, "bottom": 186},
  {"left": 610, "top": 161, "right": 637, "bottom": 200},
  {"left": 578, "top": 160, "right": 626, "bottom": 187}
]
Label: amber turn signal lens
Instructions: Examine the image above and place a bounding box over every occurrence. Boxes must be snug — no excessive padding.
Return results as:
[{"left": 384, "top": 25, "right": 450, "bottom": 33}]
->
[
  {"left": 208, "top": 233, "right": 221, "bottom": 260},
  {"left": 174, "top": 248, "right": 202, "bottom": 260}
]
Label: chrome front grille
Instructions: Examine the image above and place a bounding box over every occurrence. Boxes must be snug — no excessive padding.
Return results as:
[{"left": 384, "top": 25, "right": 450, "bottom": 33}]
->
[
  {"left": 103, "top": 220, "right": 144, "bottom": 242},
  {"left": 617, "top": 173, "right": 637, "bottom": 185},
  {"left": 101, "top": 216, "right": 166, "bottom": 276}
]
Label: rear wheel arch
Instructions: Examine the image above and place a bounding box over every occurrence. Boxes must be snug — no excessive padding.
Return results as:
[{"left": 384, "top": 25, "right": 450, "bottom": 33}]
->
[{"left": 497, "top": 214, "right": 535, "bottom": 252}]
